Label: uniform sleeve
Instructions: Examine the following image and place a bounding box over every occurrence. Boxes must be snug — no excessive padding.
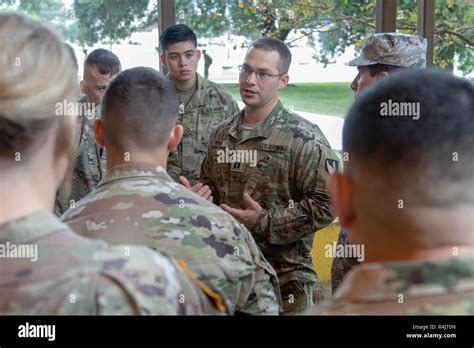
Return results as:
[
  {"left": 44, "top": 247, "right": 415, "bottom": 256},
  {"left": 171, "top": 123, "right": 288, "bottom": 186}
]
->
[
  {"left": 231, "top": 223, "right": 281, "bottom": 315},
  {"left": 94, "top": 246, "right": 186, "bottom": 315},
  {"left": 200, "top": 130, "right": 221, "bottom": 205},
  {"left": 254, "top": 141, "right": 338, "bottom": 245},
  {"left": 229, "top": 96, "right": 240, "bottom": 117}
]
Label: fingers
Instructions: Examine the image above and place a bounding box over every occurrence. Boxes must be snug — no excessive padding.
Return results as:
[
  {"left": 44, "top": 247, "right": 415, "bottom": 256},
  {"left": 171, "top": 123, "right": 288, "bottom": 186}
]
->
[
  {"left": 207, "top": 195, "right": 213, "bottom": 203},
  {"left": 196, "top": 185, "right": 212, "bottom": 200},
  {"left": 191, "top": 183, "right": 203, "bottom": 192},
  {"left": 179, "top": 176, "right": 191, "bottom": 188},
  {"left": 221, "top": 204, "right": 242, "bottom": 220},
  {"left": 243, "top": 192, "right": 259, "bottom": 209}
]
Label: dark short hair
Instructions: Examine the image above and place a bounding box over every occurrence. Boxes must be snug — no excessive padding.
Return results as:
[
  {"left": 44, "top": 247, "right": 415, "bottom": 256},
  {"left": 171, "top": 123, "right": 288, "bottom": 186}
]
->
[
  {"left": 367, "top": 63, "right": 406, "bottom": 77},
  {"left": 101, "top": 67, "right": 179, "bottom": 152},
  {"left": 343, "top": 69, "right": 474, "bottom": 205},
  {"left": 84, "top": 48, "right": 121, "bottom": 76},
  {"left": 160, "top": 24, "right": 197, "bottom": 52},
  {"left": 249, "top": 37, "right": 292, "bottom": 74}
]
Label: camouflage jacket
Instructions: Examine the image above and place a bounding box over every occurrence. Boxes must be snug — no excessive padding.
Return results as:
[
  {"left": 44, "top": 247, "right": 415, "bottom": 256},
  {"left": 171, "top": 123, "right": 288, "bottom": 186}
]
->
[
  {"left": 167, "top": 74, "right": 239, "bottom": 185},
  {"left": 200, "top": 101, "right": 338, "bottom": 289},
  {"left": 0, "top": 211, "right": 220, "bottom": 315},
  {"left": 55, "top": 99, "right": 106, "bottom": 215},
  {"left": 309, "top": 256, "right": 474, "bottom": 315},
  {"left": 61, "top": 163, "right": 281, "bottom": 315}
]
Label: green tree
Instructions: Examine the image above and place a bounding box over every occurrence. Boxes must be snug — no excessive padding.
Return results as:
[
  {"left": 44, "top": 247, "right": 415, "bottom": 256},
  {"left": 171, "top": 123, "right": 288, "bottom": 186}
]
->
[
  {"left": 0, "top": 0, "right": 69, "bottom": 38},
  {"left": 72, "top": 0, "right": 154, "bottom": 47},
  {"left": 176, "top": 0, "right": 473, "bottom": 75}
]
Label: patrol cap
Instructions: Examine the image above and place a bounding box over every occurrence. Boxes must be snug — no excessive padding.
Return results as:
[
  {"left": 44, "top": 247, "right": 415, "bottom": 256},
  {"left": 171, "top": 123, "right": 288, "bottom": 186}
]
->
[{"left": 347, "top": 32, "right": 427, "bottom": 68}]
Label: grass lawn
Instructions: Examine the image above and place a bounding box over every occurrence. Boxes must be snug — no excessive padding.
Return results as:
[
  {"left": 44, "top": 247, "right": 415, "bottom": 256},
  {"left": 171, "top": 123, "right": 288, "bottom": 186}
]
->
[{"left": 219, "top": 82, "right": 355, "bottom": 118}]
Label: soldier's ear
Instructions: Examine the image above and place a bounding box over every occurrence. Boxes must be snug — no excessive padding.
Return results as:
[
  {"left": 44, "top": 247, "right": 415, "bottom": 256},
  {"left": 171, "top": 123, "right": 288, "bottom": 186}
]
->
[
  {"left": 195, "top": 49, "right": 201, "bottom": 61},
  {"left": 93, "top": 119, "right": 105, "bottom": 147},
  {"left": 376, "top": 70, "right": 389, "bottom": 80},
  {"left": 278, "top": 74, "right": 289, "bottom": 91},
  {"left": 329, "top": 172, "right": 356, "bottom": 229},
  {"left": 160, "top": 54, "right": 167, "bottom": 67},
  {"left": 167, "top": 125, "right": 183, "bottom": 152}
]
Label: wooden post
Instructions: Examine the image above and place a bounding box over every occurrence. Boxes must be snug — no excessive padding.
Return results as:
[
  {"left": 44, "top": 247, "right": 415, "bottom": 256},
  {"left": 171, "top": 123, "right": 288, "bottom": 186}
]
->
[
  {"left": 417, "top": 0, "right": 435, "bottom": 67},
  {"left": 376, "top": 0, "right": 397, "bottom": 33}
]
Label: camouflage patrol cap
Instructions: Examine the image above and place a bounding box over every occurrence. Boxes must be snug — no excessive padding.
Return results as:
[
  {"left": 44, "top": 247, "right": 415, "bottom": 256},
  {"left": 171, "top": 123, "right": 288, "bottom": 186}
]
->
[{"left": 347, "top": 33, "right": 427, "bottom": 68}]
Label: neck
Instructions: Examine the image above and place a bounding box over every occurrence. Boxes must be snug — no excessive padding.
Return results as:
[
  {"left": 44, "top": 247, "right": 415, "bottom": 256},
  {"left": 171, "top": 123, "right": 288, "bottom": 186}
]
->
[
  {"left": 243, "top": 96, "right": 279, "bottom": 124},
  {"left": 363, "top": 241, "right": 474, "bottom": 263},
  {"left": 0, "top": 163, "right": 57, "bottom": 225},
  {"left": 106, "top": 148, "right": 168, "bottom": 171},
  {"left": 172, "top": 74, "right": 197, "bottom": 92}
]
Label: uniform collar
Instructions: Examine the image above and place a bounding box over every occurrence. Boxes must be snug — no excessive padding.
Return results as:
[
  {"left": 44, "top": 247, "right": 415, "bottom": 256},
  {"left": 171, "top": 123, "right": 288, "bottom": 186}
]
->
[
  {"left": 101, "top": 162, "right": 173, "bottom": 186},
  {"left": 335, "top": 256, "right": 474, "bottom": 302},
  {"left": 228, "top": 100, "right": 285, "bottom": 142},
  {"left": 0, "top": 211, "right": 67, "bottom": 244}
]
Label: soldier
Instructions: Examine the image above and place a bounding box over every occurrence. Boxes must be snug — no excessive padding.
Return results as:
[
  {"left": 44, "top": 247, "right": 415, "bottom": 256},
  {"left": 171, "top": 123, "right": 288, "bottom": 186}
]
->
[
  {"left": 203, "top": 49, "right": 213, "bottom": 79},
  {"left": 310, "top": 69, "right": 474, "bottom": 315},
  {"left": 331, "top": 32, "right": 428, "bottom": 293},
  {"left": 0, "top": 13, "right": 219, "bottom": 315},
  {"left": 159, "top": 24, "right": 239, "bottom": 186},
  {"left": 61, "top": 67, "right": 280, "bottom": 315},
  {"left": 55, "top": 49, "right": 121, "bottom": 215},
  {"left": 198, "top": 37, "right": 339, "bottom": 314},
  {"left": 349, "top": 32, "right": 427, "bottom": 96}
]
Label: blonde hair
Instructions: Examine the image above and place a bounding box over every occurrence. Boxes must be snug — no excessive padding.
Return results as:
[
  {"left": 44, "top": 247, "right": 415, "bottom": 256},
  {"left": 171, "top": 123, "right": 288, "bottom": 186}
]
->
[{"left": 0, "top": 13, "right": 77, "bottom": 158}]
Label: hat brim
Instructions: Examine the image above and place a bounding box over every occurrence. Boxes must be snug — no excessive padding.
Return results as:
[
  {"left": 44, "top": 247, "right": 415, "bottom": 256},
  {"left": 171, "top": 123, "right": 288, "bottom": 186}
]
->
[{"left": 346, "top": 56, "right": 379, "bottom": 67}]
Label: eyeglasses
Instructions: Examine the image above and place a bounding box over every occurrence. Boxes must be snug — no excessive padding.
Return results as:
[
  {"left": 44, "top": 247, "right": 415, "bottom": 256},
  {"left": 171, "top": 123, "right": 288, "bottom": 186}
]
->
[{"left": 238, "top": 65, "right": 283, "bottom": 81}]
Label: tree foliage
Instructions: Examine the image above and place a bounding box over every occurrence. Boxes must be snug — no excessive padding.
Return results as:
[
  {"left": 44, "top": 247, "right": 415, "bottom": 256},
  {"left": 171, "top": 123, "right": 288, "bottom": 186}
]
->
[{"left": 1, "top": 0, "right": 472, "bottom": 74}]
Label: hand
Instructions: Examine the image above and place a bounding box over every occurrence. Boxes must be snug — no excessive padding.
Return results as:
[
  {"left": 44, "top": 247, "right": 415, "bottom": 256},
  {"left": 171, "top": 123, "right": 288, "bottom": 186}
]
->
[
  {"left": 179, "top": 176, "right": 213, "bottom": 202},
  {"left": 220, "top": 192, "right": 262, "bottom": 229}
]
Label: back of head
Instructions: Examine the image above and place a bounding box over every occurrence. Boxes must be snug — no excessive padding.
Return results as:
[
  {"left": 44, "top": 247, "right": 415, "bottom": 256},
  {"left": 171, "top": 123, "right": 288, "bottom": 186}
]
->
[
  {"left": 0, "top": 13, "right": 77, "bottom": 163},
  {"left": 84, "top": 48, "right": 121, "bottom": 76},
  {"left": 344, "top": 69, "right": 474, "bottom": 242},
  {"left": 101, "top": 67, "right": 179, "bottom": 153},
  {"left": 160, "top": 24, "right": 197, "bottom": 51},
  {"left": 250, "top": 37, "right": 292, "bottom": 74}
]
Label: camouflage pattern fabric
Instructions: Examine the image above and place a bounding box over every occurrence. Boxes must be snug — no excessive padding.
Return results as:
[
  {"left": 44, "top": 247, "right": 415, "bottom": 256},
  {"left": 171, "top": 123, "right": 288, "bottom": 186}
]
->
[
  {"left": 167, "top": 74, "right": 239, "bottom": 185},
  {"left": 55, "top": 97, "right": 106, "bottom": 216},
  {"left": 200, "top": 101, "right": 339, "bottom": 314},
  {"left": 0, "top": 211, "right": 221, "bottom": 315},
  {"left": 346, "top": 32, "right": 427, "bottom": 68},
  {"left": 309, "top": 256, "right": 474, "bottom": 315},
  {"left": 331, "top": 228, "right": 361, "bottom": 294},
  {"left": 61, "top": 163, "right": 280, "bottom": 315}
]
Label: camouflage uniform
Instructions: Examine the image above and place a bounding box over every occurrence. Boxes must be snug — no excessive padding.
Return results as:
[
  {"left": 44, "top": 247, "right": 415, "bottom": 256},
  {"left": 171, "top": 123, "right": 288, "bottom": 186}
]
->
[
  {"left": 330, "top": 228, "right": 361, "bottom": 293},
  {"left": 167, "top": 74, "right": 239, "bottom": 185},
  {"left": 200, "top": 101, "right": 339, "bottom": 314},
  {"left": 0, "top": 211, "right": 221, "bottom": 315},
  {"left": 309, "top": 257, "right": 474, "bottom": 315},
  {"left": 330, "top": 33, "right": 428, "bottom": 292},
  {"left": 346, "top": 32, "right": 427, "bottom": 68},
  {"left": 61, "top": 163, "right": 280, "bottom": 315},
  {"left": 55, "top": 97, "right": 106, "bottom": 215}
]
